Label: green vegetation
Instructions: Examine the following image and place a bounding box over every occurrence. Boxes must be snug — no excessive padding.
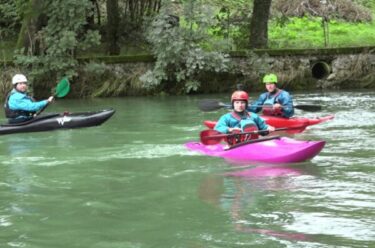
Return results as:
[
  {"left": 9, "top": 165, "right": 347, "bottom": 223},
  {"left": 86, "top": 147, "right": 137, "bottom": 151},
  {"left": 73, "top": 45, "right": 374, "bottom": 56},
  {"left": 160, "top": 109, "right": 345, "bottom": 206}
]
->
[
  {"left": 140, "top": 1, "right": 230, "bottom": 93},
  {"left": 0, "top": 40, "right": 15, "bottom": 60},
  {"left": 269, "top": 17, "right": 375, "bottom": 48},
  {"left": 2, "top": 1, "right": 374, "bottom": 60},
  {"left": 1, "top": 0, "right": 375, "bottom": 96},
  {"left": 14, "top": 1, "right": 100, "bottom": 80}
]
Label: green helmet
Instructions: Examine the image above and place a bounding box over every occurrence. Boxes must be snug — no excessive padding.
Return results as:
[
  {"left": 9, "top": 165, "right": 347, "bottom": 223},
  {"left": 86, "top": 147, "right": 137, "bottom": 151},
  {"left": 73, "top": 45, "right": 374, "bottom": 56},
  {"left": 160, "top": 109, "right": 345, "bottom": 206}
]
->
[{"left": 263, "top": 73, "right": 278, "bottom": 84}]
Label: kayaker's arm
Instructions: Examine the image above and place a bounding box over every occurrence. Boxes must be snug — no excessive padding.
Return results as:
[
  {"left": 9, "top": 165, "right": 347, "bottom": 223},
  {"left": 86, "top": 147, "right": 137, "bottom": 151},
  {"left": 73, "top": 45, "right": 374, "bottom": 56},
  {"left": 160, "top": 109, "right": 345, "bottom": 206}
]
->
[
  {"left": 214, "top": 114, "right": 232, "bottom": 134},
  {"left": 248, "top": 93, "right": 267, "bottom": 113},
  {"left": 252, "top": 113, "right": 275, "bottom": 134},
  {"left": 9, "top": 94, "right": 49, "bottom": 112},
  {"left": 278, "top": 92, "right": 294, "bottom": 118}
]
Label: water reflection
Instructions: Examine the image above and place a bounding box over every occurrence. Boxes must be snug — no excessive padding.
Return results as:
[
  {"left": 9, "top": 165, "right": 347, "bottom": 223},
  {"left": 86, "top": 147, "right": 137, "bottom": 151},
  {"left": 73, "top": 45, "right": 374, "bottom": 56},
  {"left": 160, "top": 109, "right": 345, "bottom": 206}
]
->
[
  {"left": 4, "top": 136, "right": 34, "bottom": 157},
  {"left": 199, "top": 162, "right": 321, "bottom": 242}
]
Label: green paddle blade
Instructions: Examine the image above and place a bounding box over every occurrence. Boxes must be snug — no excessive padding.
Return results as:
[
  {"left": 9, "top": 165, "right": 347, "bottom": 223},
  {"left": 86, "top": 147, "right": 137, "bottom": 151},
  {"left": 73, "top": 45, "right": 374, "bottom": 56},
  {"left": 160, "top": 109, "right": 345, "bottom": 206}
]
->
[{"left": 55, "top": 77, "right": 70, "bottom": 98}]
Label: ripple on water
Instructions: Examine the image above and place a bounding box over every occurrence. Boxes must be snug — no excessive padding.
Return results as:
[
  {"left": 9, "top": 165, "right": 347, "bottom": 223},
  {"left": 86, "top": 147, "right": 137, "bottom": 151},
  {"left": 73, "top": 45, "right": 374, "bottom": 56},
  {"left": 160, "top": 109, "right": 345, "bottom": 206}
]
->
[
  {"left": 327, "top": 111, "right": 375, "bottom": 128},
  {"left": 86, "top": 143, "right": 192, "bottom": 160},
  {"left": 1, "top": 142, "right": 195, "bottom": 167},
  {"left": 289, "top": 174, "right": 375, "bottom": 230},
  {"left": 75, "top": 143, "right": 191, "bottom": 163},
  {"left": 285, "top": 211, "right": 375, "bottom": 241},
  {"left": 0, "top": 93, "right": 374, "bottom": 248},
  {"left": 0, "top": 216, "right": 12, "bottom": 227}
]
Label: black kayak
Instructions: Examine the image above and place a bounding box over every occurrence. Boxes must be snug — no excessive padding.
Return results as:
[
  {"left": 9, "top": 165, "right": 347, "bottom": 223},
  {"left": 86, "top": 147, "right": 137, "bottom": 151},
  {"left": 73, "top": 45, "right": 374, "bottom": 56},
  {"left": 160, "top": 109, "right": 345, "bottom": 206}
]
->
[{"left": 0, "top": 109, "right": 115, "bottom": 135}]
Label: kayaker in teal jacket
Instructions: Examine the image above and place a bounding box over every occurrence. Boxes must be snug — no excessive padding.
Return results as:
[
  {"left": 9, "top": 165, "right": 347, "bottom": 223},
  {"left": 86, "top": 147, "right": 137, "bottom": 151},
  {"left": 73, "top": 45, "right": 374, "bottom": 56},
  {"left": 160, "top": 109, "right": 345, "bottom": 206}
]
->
[
  {"left": 214, "top": 91, "right": 275, "bottom": 143},
  {"left": 248, "top": 73, "right": 294, "bottom": 118},
  {"left": 4, "top": 74, "right": 54, "bottom": 124}
]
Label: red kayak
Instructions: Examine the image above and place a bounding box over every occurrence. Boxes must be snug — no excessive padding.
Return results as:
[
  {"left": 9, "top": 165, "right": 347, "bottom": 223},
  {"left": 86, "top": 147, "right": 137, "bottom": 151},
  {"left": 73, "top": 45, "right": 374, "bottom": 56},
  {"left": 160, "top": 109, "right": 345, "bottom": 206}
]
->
[{"left": 203, "top": 115, "right": 334, "bottom": 134}]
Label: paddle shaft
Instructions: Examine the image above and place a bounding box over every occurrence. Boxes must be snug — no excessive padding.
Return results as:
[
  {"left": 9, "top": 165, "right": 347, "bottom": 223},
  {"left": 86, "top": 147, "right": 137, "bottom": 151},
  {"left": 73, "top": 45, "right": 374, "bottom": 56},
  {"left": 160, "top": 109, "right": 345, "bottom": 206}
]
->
[
  {"left": 225, "top": 135, "right": 281, "bottom": 150},
  {"left": 35, "top": 78, "right": 70, "bottom": 116},
  {"left": 198, "top": 99, "right": 321, "bottom": 112},
  {"left": 206, "top": 127, "right": 294, "bottom": 138},
  {"left": 223, "top": 103, "right": 321, "bottom": 111},
  {"left": 34, "top": 98, "right": 54, "bottom": 116},
  {"left": 200, "top": 126, "right": 304, "bottom": 145},
  {"left": 204, "top": 129, "right": 270, "bottom": 139}
]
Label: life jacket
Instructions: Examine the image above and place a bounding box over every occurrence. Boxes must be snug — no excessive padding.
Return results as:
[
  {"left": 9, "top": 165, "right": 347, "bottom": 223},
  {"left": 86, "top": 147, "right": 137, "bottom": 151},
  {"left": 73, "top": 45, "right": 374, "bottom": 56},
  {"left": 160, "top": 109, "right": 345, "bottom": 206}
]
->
[
  {"left": 262, "top": 89, "right": 283, "bottom": 116},
  {"left": 226, "top": 111, "right": 259, "bottom": 145},
  {"left": 4, "top": 91, "right": 36, "bottom": 119}
]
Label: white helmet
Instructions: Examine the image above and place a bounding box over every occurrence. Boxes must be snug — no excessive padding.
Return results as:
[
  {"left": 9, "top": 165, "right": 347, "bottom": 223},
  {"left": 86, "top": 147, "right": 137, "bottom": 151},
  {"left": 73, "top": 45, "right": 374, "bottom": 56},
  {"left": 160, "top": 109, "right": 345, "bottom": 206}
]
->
[{"left": 12, "top": 74, "right": 28, "bottom": 85}]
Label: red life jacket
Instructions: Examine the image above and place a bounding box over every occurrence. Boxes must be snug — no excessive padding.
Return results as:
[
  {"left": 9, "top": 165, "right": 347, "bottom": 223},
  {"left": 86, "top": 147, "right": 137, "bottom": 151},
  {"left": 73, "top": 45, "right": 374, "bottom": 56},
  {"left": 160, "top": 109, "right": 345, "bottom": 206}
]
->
[
  {"left": 262, "top": 90, "right": 283, "bottom": 116},
  {"left": 226, "top": 111, "right": 259, "bottom": 145}
]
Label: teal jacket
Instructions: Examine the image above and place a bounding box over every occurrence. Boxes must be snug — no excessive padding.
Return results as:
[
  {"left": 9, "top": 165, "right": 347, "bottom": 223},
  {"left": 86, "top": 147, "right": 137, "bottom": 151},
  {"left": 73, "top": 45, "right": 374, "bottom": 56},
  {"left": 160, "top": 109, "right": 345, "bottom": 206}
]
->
[
  {"left": 4, "top": 89, "right": 48, "bottom": 122},
  {"left": 214, "top": 111, "right": 269, "bottom": 134}
]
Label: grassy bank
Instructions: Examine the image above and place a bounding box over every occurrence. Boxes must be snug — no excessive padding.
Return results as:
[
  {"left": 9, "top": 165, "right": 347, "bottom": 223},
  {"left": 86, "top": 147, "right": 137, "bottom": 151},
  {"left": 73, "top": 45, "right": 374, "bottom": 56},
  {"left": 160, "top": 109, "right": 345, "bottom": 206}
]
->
[{"left": 269, "top": 17, "right": 375, "bottom": 48}]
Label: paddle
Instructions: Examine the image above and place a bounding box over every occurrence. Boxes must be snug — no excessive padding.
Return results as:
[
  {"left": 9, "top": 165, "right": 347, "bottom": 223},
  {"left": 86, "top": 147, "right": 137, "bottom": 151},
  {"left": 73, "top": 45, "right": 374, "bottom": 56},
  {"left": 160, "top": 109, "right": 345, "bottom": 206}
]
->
[
  {"left": 225, "top": 135, "right": 281, "bottom": 150},
  {"left": 198, "top": 99, "right": 322, "bottom": 112},
  {"left": 200, "top": 126, "right": 304, "bottom": 145},
  {"left": 35, "top": 77, "right": 70, "bottom": 116},
  {"left": 54, "top": 77, "right": 70, "bottom": 98}
]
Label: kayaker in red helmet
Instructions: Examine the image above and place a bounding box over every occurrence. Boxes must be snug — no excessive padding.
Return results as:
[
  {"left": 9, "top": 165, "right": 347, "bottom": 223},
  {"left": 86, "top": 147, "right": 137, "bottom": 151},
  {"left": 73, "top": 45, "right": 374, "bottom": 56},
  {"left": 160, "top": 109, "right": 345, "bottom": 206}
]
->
[
  {"left": 214, "top": 90, "right": 275, "bottom": 144},
  {"left": 248, "top": 73, "right": 294, "bottom": 118}
]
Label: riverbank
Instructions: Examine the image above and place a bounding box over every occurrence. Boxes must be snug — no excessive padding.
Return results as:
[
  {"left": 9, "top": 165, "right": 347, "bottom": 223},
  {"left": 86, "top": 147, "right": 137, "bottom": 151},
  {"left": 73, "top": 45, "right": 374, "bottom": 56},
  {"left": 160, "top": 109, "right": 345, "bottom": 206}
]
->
[{"left": 1, "top": 46, "right": 374, "bottom": 98}]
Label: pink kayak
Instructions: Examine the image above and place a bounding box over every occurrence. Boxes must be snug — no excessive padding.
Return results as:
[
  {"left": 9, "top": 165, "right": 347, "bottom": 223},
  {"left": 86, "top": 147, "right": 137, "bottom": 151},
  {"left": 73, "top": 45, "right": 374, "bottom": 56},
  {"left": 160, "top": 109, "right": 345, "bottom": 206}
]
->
[
  {"left": 185, "top": 136, "right": 325, "bottom": 164},
  {"left": 204, "top": 115, "right": 334, "bottom": 133}
]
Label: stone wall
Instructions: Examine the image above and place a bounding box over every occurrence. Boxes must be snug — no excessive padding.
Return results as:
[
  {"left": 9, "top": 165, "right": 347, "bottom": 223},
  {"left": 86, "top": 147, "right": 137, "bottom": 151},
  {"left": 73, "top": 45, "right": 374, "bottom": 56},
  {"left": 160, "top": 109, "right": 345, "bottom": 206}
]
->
[
  {"left": 1, "top": 46, "right": 374, "bottom": 98},
  {"left": 226, "top": 47, "right": 375, "bottom": 91},
  {"left": 90, "top": 46, "right": 375, "bottom": 94}
]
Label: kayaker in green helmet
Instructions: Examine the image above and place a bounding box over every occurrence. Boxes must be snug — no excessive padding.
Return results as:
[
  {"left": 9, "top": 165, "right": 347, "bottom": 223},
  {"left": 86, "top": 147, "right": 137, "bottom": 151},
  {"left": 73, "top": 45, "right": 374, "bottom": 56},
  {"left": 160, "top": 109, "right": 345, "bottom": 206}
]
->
[
  {"left": 3, "top": 74, "right": 54, "bottom": 124},
  {"left": 248, "top": 73, "right": 294, "bottom": 118},
  {"left": 214, "top": 90, "right": 275, "bottom": 144}
]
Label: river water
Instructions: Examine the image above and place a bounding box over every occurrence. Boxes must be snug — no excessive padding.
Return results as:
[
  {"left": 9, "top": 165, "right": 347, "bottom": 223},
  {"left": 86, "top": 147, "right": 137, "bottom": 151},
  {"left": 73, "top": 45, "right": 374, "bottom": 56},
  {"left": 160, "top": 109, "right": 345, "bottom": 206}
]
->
[{"left": 0, "top": 91, "right": 374, "bottom": 248}]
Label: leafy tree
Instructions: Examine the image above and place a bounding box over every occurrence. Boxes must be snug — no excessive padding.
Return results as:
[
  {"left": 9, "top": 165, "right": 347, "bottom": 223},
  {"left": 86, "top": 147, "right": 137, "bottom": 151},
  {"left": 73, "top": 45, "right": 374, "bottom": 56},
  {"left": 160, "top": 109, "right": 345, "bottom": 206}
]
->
[
  {"left": 14, "top": 0, "right": 100, "bottom": 96},
  {"left": 119, "top": 0, "right": 162, "bottom": 48},
  {"left": 140, "top": 0, "right": 230, "bottom": 94},
  {"left": 16, "top": 0, "right": 46, "bottom": 55},
  {"left": 0, "top": 0, "right": 23, "bottom": 39}
]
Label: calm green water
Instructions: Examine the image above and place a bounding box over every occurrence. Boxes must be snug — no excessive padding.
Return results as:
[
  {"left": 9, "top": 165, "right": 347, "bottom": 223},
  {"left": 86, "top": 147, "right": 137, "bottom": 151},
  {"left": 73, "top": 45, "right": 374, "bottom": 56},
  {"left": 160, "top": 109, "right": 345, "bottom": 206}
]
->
[{"left": 0, "top": 91, "right": 374, "bottom": 248}]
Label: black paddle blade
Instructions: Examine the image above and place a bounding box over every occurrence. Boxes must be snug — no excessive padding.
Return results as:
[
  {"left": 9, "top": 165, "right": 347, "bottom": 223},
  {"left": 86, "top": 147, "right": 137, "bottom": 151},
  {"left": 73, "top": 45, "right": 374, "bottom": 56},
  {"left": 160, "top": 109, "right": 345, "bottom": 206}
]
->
[
  {"left": 294, "top": 104, "right": 322, "bottom": 112},
  {"left": 198, "top": 99, "right": 227, "bottom": 112}
]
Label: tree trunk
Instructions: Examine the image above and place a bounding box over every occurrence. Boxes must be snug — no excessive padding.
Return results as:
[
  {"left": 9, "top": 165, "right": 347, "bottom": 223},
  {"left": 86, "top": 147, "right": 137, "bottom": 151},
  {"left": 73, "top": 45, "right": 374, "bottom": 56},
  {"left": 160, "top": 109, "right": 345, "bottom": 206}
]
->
[
  {"left": 16, "top": 0, "right": 46, "bottom": 55},
  {"left": 86, "top": 0, "right": 98, "bottom": 29},
  {"left": 106, "top": 0, "right": 120, "bottom": 55},
  {"left": 249, "top": 0, "right": 272, "bottom": 49}
]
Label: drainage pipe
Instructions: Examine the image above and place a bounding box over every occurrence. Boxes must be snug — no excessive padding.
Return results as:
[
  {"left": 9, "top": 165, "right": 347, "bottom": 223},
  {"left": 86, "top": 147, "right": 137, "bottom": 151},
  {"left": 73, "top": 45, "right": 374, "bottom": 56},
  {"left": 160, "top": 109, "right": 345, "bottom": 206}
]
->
[{"left": 311, "top": 61, "right": 331, "bottom": 79}]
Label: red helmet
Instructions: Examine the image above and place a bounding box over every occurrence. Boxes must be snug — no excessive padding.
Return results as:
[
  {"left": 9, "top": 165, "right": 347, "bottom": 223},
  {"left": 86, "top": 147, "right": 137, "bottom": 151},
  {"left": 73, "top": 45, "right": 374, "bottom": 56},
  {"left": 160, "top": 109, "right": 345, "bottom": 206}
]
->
[{"left": 231, "top": 91, "right": 248, "bottom": 103}]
